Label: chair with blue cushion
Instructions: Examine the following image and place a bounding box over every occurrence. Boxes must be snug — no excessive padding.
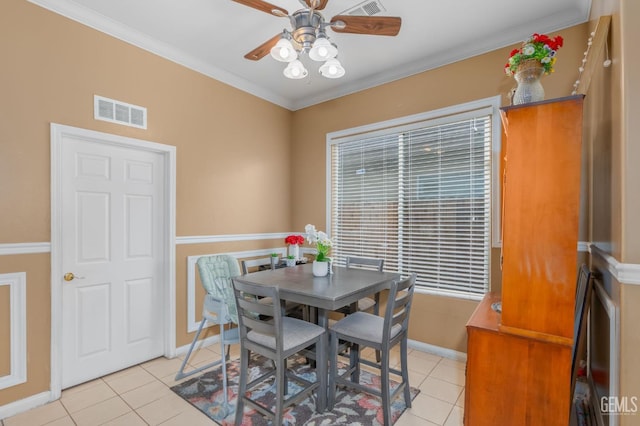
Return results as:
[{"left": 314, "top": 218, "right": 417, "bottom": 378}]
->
[{"left": 175, "top": 254, "right": 242, "bottom": 412}]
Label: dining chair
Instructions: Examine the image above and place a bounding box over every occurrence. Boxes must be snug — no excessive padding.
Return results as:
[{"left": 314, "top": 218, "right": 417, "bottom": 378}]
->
[
  {"left": 328, "top": 273, "right": 417, "bottom": 426},
  {"left": 241, "top": 257, "right": 305, "bottom": 318},
  {"left": 335, "top": 256, "right": 385, "bottom": 362},
  {"left": 339, "top": 256, "right": 385, "bottom": 314},
  {"left": 175, "top": 255, "right": 242, "bottom": 412},
  {"left": 232, "top": 278, "right": 327, "bottom": 425},
  {"left": 240, "top": 257, "right": 276, "bottom": 274}
]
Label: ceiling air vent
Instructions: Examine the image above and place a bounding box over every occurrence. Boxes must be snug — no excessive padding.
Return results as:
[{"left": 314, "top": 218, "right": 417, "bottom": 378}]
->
[
  {"left": 94, "top": 95, "right": 147, "bottom": 129},
  {"left": 341, "top": 0, "right": 385, "bottom": 16}
]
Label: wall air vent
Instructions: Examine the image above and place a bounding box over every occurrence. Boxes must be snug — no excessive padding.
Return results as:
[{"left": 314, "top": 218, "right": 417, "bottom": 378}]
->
[
  {"left": 94, "top": 95, "right": 147, "bottom": 129},
  {"left": 340, "top": 0, "right": 385, "bottom": 16}
]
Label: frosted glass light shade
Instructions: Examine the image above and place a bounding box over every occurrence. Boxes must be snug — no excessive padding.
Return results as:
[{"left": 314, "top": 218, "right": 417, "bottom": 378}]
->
[
  {"left": 319, "top": 58, "right": 345, "bottom": 78},
  {"left": 270, "top": 38, "right": 297, "bottom": 62},
  {"left": 309, "top": 38, "right": 338, "bottom": 62},
  {"left": 283, "top": 60, "right": 308, "bottom": 79}
]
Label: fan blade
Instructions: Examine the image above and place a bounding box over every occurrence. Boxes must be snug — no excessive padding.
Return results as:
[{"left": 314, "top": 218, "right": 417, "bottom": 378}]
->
[
  {"left": 305, "top": 0, "right": 329, "bottom": 10},
  {"left": 330, "top": 15, "right": 401, "bottom": 36},
  {"left": 232, "top": 0, "right": 288, "bottom": 16},
  {"left": 244, "top": 34, "right": 282, "bottom": 60}
]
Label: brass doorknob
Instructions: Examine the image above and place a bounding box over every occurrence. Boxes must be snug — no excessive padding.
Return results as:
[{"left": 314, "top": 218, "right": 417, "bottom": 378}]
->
[{"left": 63, "top": 272, "right": 85, "bottom": 281}]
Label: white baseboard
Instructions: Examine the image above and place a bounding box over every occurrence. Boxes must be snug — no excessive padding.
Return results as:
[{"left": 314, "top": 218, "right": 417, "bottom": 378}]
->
[
  {"left": 174, "top": 334, "right": 221, "bottom": 358},
  {"left": 408, "top": 339, "right": 467, "bottom": 362},
  {"left": 0, "top": 391, "right": 52, "bottom": 421}
]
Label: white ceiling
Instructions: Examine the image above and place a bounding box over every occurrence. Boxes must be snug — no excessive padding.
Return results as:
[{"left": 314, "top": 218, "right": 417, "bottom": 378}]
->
[{"left": 28, "top": 0, "right": 591, "bottom": 111}]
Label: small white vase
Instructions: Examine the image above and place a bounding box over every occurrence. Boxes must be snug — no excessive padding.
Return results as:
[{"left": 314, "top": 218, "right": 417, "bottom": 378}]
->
[
  {"left": 270, "top": 256, "right": 279, "bottom": 269},
  {"left": 312, "top": 260, "right": 329, "bottom": 277},
  {"left": 286, "top": 258, "right": 296, "bottom": 267},
  {"left": 289, "top": 244, "right": 300, "bottom": 260}
]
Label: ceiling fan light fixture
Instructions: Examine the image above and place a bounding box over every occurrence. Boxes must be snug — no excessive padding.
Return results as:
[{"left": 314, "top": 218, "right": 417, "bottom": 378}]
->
[
  {"left": 270, "top": 37, "right": 297, "bottom": 62},
  {"left": 283, "top": 59, "right": 309, "bottom": 79},
  {"left": 309, "top": 37, "right": 338, "bottom": 61},
  {"left": 319, "top": 57, "right": 345, "bottom": 78}
]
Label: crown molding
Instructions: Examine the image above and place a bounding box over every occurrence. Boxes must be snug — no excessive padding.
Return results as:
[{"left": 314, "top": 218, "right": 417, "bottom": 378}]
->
[{"left": 26, "top": 0, "right": 590, "bottom": 111}]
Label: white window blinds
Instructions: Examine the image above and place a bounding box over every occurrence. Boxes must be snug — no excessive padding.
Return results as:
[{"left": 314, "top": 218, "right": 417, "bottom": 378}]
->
[{"left": 330, "top": 107, "right": 493, "bottom": 299}]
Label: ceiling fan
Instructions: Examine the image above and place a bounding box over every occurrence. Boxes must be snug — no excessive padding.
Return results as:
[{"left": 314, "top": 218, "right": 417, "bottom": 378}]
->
[{"left": 232, "top": 0, "right": 402, "bottom": 79}]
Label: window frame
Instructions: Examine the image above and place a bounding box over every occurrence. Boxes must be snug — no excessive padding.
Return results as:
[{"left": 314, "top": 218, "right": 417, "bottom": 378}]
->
[{"left": 325, "top": 96, "right": 502, "bottom": 300}]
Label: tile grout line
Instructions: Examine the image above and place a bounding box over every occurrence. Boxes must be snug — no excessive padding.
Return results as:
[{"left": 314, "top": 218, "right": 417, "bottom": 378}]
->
[
  {"left": 85, "top": 378, "right": 149, "bottom": 426},
  {"left": 56, "top": 397, "right": 78, "bottom": 426},
  {"left": 59, "top": 378, "right": 110, "bottom": 425}
]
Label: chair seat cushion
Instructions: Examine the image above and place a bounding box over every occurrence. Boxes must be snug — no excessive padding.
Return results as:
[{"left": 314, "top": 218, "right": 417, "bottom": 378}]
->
[
  {"left": 330, "top": 311, "right": 401, "bottom": 344},
  {"left": 248, "top": 317, "right": 324, "bottom": 351},
  {"left": 357, "top": 297, "right": 376, "bottom": 312}
]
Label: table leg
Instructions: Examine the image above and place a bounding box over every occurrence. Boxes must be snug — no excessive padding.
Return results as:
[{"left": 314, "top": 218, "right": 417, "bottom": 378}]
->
[{"left": 316, "top": 307, "right": 329, "bottom": 411}]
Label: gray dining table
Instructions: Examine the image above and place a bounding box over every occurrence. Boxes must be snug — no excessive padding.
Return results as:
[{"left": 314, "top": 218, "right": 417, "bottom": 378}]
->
[{"left": 232, "top": 262, "right": 400, "bottom": 410}]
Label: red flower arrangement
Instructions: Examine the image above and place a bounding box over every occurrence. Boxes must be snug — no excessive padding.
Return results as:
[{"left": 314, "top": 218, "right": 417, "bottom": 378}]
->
[
  {"left": 505, "top": 33, "right": 564, "bottom": 76},
  {"left": 285, "top": 235, "right": 305, "bottom": 245}
]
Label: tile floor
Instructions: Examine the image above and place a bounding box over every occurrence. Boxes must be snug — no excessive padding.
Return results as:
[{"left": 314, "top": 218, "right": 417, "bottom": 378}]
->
[{"left": 1, "top": 344, "right": 465, "bottom": 426}]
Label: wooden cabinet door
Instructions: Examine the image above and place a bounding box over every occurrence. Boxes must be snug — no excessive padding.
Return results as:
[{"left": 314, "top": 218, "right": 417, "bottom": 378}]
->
[{"left": 500, "top": 96, "right": 583, "bottom": 339}]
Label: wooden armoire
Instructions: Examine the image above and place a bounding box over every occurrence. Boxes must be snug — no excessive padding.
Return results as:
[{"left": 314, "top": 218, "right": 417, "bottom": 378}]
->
[{"left": 464, "top": 95, "right": 584, "bottom": 425}]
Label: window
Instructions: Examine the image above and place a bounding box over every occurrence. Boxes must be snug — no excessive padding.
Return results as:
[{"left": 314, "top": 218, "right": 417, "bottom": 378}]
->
[{"left": 327, "top": 97, "right": 501, "bottom": 299}]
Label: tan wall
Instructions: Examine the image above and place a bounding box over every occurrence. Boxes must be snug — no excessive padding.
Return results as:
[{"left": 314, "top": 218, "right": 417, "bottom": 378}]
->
[
  {"left": 291, "top": 23, "right": 589, "bottom": 352},
  {"left": 587, "top": 0, "right": 640, "bottom": 424},
  {"left": 619, "top": 0, "right": 640, "bottom": 264},
  {"left": 620, "top": 283, "right": 640, "bottom": 424},
  {"left": 0, "top": 0, "right": 291, "bottom": 406},
  {"left": 618, "top": 0, "right": 640, "bottom": 417}
]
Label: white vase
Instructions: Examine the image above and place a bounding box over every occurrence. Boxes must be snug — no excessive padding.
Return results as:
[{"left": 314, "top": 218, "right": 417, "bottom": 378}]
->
[
  {"left": 312, "top": 260, "right": 329, "bottom": 277},
  {"left": 512, "top": 59, "right": 545, "bottom": 105},
  {"left": 286, "top": 258, "right": 296, "bottom": 267},
  {"left": 289, "top": 244, "right": 300, "bottom": 260}
]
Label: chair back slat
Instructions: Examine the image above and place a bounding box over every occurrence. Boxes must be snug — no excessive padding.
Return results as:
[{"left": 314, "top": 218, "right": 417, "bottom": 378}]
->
[
  {"left": 241, "top": 257, "right": 275, "bottom": 275},
  {"left": 345, "top": 256, "right": 384, "bottom": 272},
  {"left": 383, "top": 273, "right": 416, "bottom": 340},
  {"left": 232, "top": 279, "right": 282, "bottom": 350}
]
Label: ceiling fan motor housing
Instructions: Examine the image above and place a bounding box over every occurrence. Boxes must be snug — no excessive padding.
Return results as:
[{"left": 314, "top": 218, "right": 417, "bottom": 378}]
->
[{"left": 291, "top": 10, "right": 324, "bottom": 52}]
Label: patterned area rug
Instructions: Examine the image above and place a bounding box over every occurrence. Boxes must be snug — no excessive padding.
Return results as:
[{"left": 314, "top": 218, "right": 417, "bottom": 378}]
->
[{"left": 171, "top": 354, "right": 419, "bottom": 425}]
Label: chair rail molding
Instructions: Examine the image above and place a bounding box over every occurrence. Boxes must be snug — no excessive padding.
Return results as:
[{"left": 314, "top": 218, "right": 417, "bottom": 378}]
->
[
  {"left": 590, "top": 244, "right": 640, "bottom": 285},
  {"left": 0, "top": 272, "right": 27, "bottom": 391},
  {"left": 177, "top": 232, "right": 297, "bottom": 245},
  {"left": 0, "top": 243, "right": 50, "bottom": 256}
]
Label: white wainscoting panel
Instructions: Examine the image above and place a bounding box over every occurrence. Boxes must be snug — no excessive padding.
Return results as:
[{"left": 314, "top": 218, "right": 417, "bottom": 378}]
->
[
  {"left": 590, "top": 278, "right": 620, "bottom": 426},
  {"left": 0, "top": 272, "right": 27, "bottom": 390}
]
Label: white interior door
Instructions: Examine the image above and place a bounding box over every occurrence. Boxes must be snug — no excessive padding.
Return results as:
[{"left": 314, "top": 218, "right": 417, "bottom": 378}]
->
[{"left": 60, "top": 134, "right": 166, "bottom": 389}]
